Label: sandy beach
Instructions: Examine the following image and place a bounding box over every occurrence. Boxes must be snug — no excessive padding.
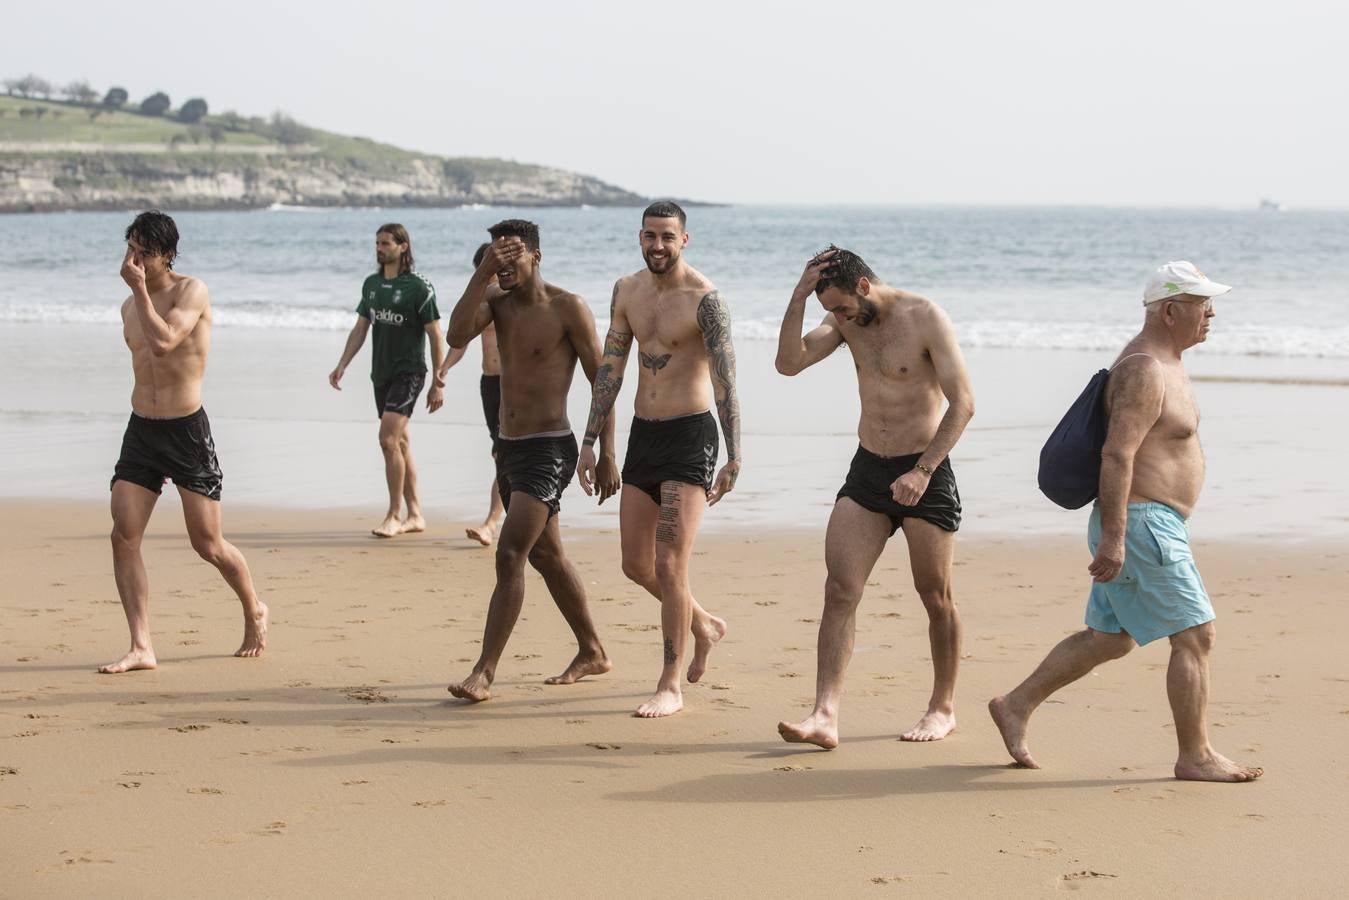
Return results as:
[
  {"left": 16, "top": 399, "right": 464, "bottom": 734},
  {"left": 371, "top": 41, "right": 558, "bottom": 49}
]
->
[{"left": 3, "top": 497, "right": 1346, "bottom": 897}]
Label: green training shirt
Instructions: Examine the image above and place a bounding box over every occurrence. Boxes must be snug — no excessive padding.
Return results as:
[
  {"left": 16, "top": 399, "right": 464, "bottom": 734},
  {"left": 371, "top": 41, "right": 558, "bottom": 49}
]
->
[{"left": 355, "top": 271, "right": 440, "bottom": 384}]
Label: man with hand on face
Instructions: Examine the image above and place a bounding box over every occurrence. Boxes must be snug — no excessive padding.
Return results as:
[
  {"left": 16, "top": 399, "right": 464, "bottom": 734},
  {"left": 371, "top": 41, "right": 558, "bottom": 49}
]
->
[
  {"left": 775, "top": 246, "right": 974, "bottom": 749},
  {"left": 102, "top": 210, "right": 268, "bottom": 674},
  {"left": 329, "top": 224, "right": 445, "bottom": 538},
  {"left": 579, "top": 201, "right": 739, "bottom": 719},
  {"left": 445, "top": 219, "right": 620, "bottom": 702}
]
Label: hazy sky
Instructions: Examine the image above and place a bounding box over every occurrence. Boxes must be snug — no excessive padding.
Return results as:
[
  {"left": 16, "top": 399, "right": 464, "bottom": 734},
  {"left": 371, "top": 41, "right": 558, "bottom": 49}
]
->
[{"left": 5, "top": 0, "right": 1345, "bottom": 206}]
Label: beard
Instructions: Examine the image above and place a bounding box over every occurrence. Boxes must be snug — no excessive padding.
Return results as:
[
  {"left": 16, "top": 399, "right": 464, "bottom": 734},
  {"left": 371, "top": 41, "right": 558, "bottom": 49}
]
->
[
  {"left": 643, "top": 247, "right": 679, "bottom": 275},
  {"left": 854, "top": 297, "right": 878, "bottom": 327}
]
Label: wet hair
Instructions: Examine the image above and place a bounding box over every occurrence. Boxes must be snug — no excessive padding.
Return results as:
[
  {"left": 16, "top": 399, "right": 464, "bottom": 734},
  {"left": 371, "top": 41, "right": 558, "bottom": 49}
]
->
[
  {"left": 642, "top": 200, "right": 686, "bottom": 230},
  {"left": 472, "top": 242, "right": 491, "bottom": 268},
  {"left": 377, "top": 223, "right": 414, "bottom": 274},
  {"left": 487, "top": 218, "right": 540, "bottom": 252},
  {"left": 125, "top": 210, "right": 179, "bottom": 268},
  {"left": 814, "top": 245, "right": 879, "bottom": 296}
]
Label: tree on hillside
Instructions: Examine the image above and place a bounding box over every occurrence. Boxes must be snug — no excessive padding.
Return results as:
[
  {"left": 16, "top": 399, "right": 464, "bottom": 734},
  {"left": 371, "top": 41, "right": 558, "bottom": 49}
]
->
[
  {"left": 140, "top": 92, "right": 171, "bottom": 116},
  {"left": 178, "top": 97, "right": 208, "bottom": 123},
  {"left": 102, "top": 87, "right": 128, "bottom": 108},
  {"left": 3, "top": 77, "right": 22, "bottom": 96},
  {"left": 269, "top": 111, "right": 313, "bottom": 145},
  {"left": 62, "top": 81, "right": 99, "bottom": 105},
  {"left": 31, "top": 76, "right": 54, "bottom": 99}
]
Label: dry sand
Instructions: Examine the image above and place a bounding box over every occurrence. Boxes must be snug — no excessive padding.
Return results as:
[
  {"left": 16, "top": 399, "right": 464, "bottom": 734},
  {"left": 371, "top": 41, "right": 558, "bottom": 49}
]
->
[{"left": 2, "top": 498, "right": 1346, "bottom": 897}]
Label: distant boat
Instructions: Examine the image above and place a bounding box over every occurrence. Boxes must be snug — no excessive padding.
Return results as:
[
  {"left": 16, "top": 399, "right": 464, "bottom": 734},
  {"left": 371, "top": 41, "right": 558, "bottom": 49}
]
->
[{"left": 1258, "top": 198, "right": 1285, "bottom": 212}]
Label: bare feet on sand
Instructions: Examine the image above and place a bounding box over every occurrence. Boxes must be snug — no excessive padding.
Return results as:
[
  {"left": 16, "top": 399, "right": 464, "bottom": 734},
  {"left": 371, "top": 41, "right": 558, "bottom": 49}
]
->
[
  {"left": 397, "top": 515, "right": 425, "bottom": 535},
  {"left": 544, "top": 652, "right": 612, "bottom": 685},
  {"left": 988, "top": 695, "right": 1039, "bottom": 768},
  {"left": 465, "top": 524, "right": 497, "bottom": 547},
  {"left": 448, "top": 671, "right": 492, "bottom": 703},
  {"left": 98, "top": 647, "right": 157, "bottom": 674},
  {"left": 900, "top": 709, "right": 955, "bottom": 742},
  {"left": 635, "top": 688, "right": 683, "bottom": 718},
  {"left": 777, "top": 713, "right": 839, "bottom": 750},
  {"left": 371, "top": 513, "right": 401, "bottom": 538},
  {"left": 1175, "top": 751, "right": 1263, "bottom": 783},
  {"left": 235, "top": 601, "right": 269, "bottom": 658},
  {"left": 687, "top": 614, "right": 727, "bottom": 683}
]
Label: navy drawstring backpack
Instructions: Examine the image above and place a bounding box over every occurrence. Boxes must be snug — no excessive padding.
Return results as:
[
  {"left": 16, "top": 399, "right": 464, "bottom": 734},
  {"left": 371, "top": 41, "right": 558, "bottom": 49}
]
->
[{"left": 1037, "top": 369, "right": 1110, "bottom": 509}]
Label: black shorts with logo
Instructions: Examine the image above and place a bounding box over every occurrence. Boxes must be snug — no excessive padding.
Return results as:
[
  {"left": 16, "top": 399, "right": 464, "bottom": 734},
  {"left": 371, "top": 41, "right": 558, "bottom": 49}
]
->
[
  {"left": 621, "top": 411, "right": 719, "bottom": 506},
  {"left": 480, "top": 375, "right": 501, "bottom": 441},
  {"left": 836, "top": 446, "right": 961, "bottom": 534},
  {"left": 373, "top": 371, "right": 426, "bottom": 419},
  {"left": 110, "top": 407, "right": 224, "bottom": 501},
  {"left": 495, "top": 432, "right": 578, "bottom": 518}
]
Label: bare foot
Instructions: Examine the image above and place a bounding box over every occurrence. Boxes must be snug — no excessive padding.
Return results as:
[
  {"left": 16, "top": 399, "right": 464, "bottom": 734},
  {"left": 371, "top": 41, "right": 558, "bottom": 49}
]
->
[
  {"left": 544, "top": 651, "right": 612, "bottom": 685},
  {"left": 1175, "top": 751, "right": 1263, "bottom": 783},
  {"left": 989, "top": 695, "right": 1039, "bottom": 768},
  {"left": 398, "top": 515, "right": 426, "bottom": 535},
  {"left": 635, "top": 688, "right": 683, "bottom": 718},
  {"left": 448, "top": 671, "right": 492, "bottom": 703},
  {"left": 777, "top": 713, "right": 839, "bottom": 749},
  {"left": 235, "top": 601, "right": 269, "bottom": 658},
  {"left": 687, "top": 613, "right": 727, "bottom": 683},
  {"left": 900, "top": 709, "right": 956, "bottom": 742},
  {"left": 98, "top": 647, "right": 157, "bottom": 674},
  {"left": 465, "top": 524, "right": 496, "bottom": 547},
  {"left": 371, "top": 513, "right": 401, "bottom": 538}
]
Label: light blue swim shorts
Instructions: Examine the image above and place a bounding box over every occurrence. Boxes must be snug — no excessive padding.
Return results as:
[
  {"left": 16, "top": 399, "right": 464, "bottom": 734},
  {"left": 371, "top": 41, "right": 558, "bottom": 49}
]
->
[{"left": 1085, "top": 501, "right": 1214, "bottom": 646}]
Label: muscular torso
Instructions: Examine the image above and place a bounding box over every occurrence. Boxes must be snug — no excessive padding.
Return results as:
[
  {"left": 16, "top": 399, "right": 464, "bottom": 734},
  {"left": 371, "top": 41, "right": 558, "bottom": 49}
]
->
[
  {"left": 480, "top": 323, "right": 501, "bottom": 376},
  {"left": 617, "top": 269, "right": 714, "bottom": 419},
  {"left": 122, "top": 276, "right": 209, "bottom": 418},
  {"left": 1108, "top": 347, "right": 1205, "bottom": 518},
  {"left": 838, "top": 293, "right": 945, "bottom": 456},
  {"left": 490, "top": 285, "right": 581, "bottom": 437}
]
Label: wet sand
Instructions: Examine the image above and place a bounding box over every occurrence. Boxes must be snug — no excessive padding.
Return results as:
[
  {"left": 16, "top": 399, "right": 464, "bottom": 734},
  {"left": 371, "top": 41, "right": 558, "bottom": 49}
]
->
[{"left": 3, "top": 499, "right": 1346, "bottom": 896}]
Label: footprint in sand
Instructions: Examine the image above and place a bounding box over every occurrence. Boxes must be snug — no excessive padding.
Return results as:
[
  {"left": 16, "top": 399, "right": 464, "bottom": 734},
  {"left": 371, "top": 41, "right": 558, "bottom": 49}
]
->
[
  {"left": 754, "top": 601, "right": 778, "bottom": 607},
  {"left": 870, "top": 875, "right": 910, "bottom": 885},
  {"left": 341, "top": 780, "right": 369, "bottom": 786},
  {"left": 773, "top": 765, "right": 813, "bottom": 773},
  {"left": 587, "top": 742, "right": 621, "bottom": 751},
  {"left": 117, "top": 781, "right": 141, "bottom": 789},
  {"left": 215, "top": 718, "right": 249, "bottom": 725},
  {"left": 256, "top": 821, "right": 287, "bottom": 836},
  {"left": 565, "top": 719, "right": 589, "bottom": 725},
  {"left": 188, "top": 787, "right": 224, "bottom": 795},
  {"left": 413, "top": 799, "right": 449, "bottom": 808},
  {"left": 1062, "top": 871, "right": 1117, "bottom": 884},
  {"left": 170, "top": 724, "right": 210, "bottom": 733},
  {"left": 341, "top": 687, "right": 390, "bottom": 703}
]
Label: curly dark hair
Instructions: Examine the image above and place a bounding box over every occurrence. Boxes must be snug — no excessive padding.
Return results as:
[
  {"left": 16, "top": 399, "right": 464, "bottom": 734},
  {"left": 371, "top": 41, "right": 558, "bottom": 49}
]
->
[
  {"left": 642, "top": 200, "right": 686, "bottom": 229},
  {"left": 125, "top": 210, "right": 179, "bottom": 268},
  {"left": 472, "top": 242, "right": 491, "bottom": 268},
  {"left": 487, "top": 219, "right": 540, "bottom": 252},
  {"left": 813, "top": 245, "right": 879, "bottom": 296}
]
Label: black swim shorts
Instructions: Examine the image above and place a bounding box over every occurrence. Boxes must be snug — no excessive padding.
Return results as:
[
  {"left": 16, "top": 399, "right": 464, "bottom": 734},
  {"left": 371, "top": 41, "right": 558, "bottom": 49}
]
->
[
  {"left": 110, "top": 407, "right": 224, "bottom": 501},
  {"left": 480, "top": 374, "right": 501, "bottom": 441},
  {"left": 836, "top": 446, "right": 961, "bottom": 534},
  {"left": 495, "top": 432, "right": 578, "bottom": 517},
  {"left": 373, "top": 371, "right": 426, "bottom": 419},
  {"left": 621, "top": 410, "right": 719, "bottom": 506}
]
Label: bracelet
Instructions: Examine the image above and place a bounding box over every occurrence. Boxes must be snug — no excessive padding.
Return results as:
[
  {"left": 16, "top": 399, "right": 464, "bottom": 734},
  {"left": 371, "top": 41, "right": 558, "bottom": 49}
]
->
[
  {"left": 914, "top": 461, "right": 934, "bottom": 477},
  {"left": 582, "top": 434, "right": 597, "bottom": 447}
]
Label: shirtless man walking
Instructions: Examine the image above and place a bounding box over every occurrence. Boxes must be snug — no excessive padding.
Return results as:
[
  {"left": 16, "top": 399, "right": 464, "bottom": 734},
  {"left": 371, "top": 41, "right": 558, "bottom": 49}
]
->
[
  {"left": 329, "top": 224, "right": 445, "bottom": 538},
  {"left": 578, "top": 201, "right": 737, "bottom": 718},
  {"left": 445, "top": 219, "right": 620, "bottom": 701},
  {"left": 102, "top": 210, "right": 267, "bottom": 673},
  {"left": 990, "top": 262, "right": 1263, "bottom": 783},
  {"left": 438, "top": 242, "right": 505, "bottom": 547},
  {"left": 775, "top": 247, "right": 974, "bottom": 747}
]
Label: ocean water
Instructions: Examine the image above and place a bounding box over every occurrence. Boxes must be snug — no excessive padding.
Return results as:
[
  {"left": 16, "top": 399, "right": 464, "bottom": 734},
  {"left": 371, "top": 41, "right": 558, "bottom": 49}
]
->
[{"left": 3, "top": 205, "right": 1348, "bottom": 360}]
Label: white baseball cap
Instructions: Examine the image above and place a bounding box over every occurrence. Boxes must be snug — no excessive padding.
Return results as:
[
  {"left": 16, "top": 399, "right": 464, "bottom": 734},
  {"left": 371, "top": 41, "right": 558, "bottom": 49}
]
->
[{"left": 1143, "top": 261, "right": 1232, "bottom": 305}]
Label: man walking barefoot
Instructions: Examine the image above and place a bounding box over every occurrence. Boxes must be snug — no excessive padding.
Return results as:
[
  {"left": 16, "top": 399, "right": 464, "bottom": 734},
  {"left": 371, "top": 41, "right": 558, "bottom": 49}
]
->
[
  {"left": 775, "top": 247, "right": 974, "bottom": 747},
  {"left": 102, "top": 211, "right": 267, "bottom": 673},
  {"left": 579, "top": 201, "right": 737, "bottom": 718},
  {"left": 446, "top": 220, "right": 620, "bottom": 701},
  {"left": 329, "top": 224, "right": 445, "bottom": 537},
  {"left": 990, "top": 262, "right": 1262, "bottom": 783}
]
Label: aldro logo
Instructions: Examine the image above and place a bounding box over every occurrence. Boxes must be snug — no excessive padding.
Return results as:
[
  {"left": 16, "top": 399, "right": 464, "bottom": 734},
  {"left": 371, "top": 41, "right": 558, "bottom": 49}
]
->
[{"left": 371, "top": 308, "right": 406, "bottom": 325}]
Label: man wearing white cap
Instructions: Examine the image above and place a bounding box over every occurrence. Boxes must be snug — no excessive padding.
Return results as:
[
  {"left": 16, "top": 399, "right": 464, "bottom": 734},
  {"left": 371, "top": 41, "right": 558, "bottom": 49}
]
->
[{"left": 990, "top": 261, "right": 1263, "bottom": 783}]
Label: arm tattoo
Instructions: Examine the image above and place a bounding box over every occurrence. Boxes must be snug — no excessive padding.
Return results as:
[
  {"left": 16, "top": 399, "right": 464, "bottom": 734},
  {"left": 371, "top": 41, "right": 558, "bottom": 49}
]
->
[
  {"left": 584, "top": 328, "right": 632, "bottom": 443},
  {"left": 697, "top": 290, "right": 741, "bottom": 463},
  {"left": 640, "top": 351, "right": 671, "bottom": 374}
]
